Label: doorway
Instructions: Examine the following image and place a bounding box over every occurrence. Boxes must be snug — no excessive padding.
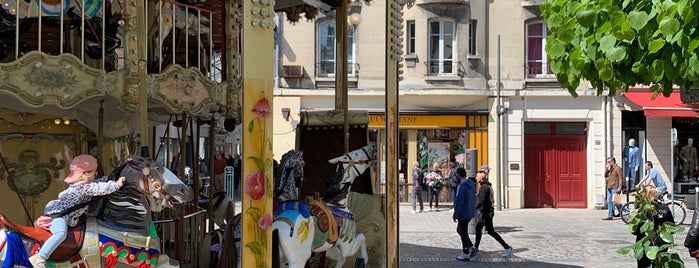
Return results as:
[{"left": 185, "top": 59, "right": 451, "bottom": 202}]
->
[{"left": 524, "top": 122, "right": 587, "bottom": 208}]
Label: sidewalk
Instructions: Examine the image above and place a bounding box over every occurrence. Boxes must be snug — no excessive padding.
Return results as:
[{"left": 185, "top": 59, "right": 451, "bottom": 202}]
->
[{"left": 399, "top": 205, "right": 696, "bottom": 267}]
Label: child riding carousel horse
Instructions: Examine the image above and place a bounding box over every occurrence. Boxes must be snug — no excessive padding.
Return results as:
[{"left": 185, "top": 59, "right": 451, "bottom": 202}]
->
[{"left": 29, "top": 155, "right": 126, "bottom": 268}]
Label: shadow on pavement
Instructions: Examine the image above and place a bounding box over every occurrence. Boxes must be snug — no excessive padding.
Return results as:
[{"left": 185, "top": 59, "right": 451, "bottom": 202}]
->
[{"left": 400, "top": 243, "right": 584, "bottom": 268}]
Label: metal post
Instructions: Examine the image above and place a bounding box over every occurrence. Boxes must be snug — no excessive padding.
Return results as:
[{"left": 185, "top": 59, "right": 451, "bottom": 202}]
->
[{"left": 496, "top": 35, "right": 502, "bottom": 211}]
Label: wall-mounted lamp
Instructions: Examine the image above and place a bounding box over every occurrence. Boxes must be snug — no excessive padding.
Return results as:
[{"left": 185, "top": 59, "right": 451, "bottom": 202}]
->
[
  {"left": 349, "top": 12, "right": 362, "bottom": 29},
  {"left": 281, "top": 107, "right": 291, "bottom": 121}
]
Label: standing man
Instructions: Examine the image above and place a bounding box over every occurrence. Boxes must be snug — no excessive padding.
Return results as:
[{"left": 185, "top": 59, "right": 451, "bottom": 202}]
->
[
  {"left": 232, "top": 153, "right": 242, "bottom": 192},
  {"left": 636, "top": 161, "right": 668, "bottom": 199},
  {"left": 212, "top": 152, "right": 227, "bottom": 194},
  {"left": 453, "top": 167, "right": 476, "bottom": 261},
  {"left": 680, "top": 138, "right": 698, "bottom": 181},
  {"left": 472, "top": 171, "right": 513, "bottom": 259},
  {"left": 411, "top": 161, "right": 425, "bottom": 214},
  {"left": 604, "top": 157, "right": 624, "bottom": 219}
]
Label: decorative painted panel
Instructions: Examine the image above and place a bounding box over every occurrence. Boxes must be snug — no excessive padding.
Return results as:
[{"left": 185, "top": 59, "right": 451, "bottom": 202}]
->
[{"left": 148, "top": 65, "right": 224, "bottom": 115}]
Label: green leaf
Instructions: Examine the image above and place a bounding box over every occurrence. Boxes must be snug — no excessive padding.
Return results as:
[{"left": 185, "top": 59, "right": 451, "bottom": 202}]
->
[
  {"left": 577, "top": 9, "right": 597, "bottom": 27},
  {"left": 248, "top": 120, "right": 254, "bottom": 133},
  {"left": 247, "top": 156, "right": 266, "bottom": 173},
  {"left": 599, "top": 35, "right": 617, "bottom": 51},
  {"left": 648, "top": 39, "right": 666, "bottom": 53},
  {"left": 245, "top": 241, "right": 263, "bottom": 255},
  {"left": 607, "top": 47, "right": 627, "bottom": 62},
  {"left": 645, "top": 245, "right": 660, "bottom": 260},
  {"left": 658, "top": 18, "right": 680, "bottom": 39},
  {"left": 627, "top": 11, "right": 651, "bottom": 31},
  {"left": 599, "top": 67, "right": 614, "bottom": 81},
  {"left": 246, "top": 206, "right": 263, "bottom": 220}
]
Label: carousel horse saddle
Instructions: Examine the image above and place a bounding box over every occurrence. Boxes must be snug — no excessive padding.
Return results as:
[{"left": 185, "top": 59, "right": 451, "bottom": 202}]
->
[
  {"left": 0, "top": 212, "right": 86, "bottom": 262},
  {"left": 308, "top": 199, "right": 338, "bottom": 244}
]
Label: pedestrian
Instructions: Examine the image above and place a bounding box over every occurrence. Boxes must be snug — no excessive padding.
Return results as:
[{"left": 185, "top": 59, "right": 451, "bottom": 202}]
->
[
  {"left": 473, "top": 171, "right": 513, "bottom": 259},
  {"left": 603, "top": 156, "right": 624, "bottom": 220},
  {"left": 480, "top": 165, "right": 490, "bottom": 178},
  {"left": 411, "top": 161, "right": 425, "bottom": 214},
  {"left": 447, "top": 162, "right": 459, "bottom": 209},
  {"left": 635, "top": 161, "right": 668, "bottom": 199},
  {"left": 633, "top": 185, "right": 674, "bottom": 267},
  {"left": 29, "top": 155, "right": 126, "bottom": 268},
  {"left": 212, "top": 151, "right": 227, "bottom": 194},
  {"left": 452, "top": 167, "right": 476, "bottom": 261},
  {"left": 425, "top": 162, "right": 444, "bottom": 211},
  {"left": 684, "top": 209, "right": 699, "bottom": 266},
  {"left": 232, "top": 153, "right": 242, "bottom": 191}
]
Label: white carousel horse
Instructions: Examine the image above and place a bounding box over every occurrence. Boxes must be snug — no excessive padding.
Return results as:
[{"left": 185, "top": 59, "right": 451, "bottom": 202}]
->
[
  {"left": 0, "top": 155, "right": 193, "bottom": 267},
  {"left": 198, "top": 150, "right": 305, "bottom": 268},
  {"left": 273, "top": 144, "right": 376, "bottom": 268}
]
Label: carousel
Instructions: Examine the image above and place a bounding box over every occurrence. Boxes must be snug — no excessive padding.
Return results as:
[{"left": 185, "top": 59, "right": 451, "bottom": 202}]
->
[{"left": 0, "top": 0, "right": 405, "bottom": 266}]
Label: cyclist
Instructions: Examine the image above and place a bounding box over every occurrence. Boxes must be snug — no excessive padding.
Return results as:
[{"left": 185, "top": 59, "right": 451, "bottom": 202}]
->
[{"left": 635, "top": 161, "right": 667, "bottom": 200}]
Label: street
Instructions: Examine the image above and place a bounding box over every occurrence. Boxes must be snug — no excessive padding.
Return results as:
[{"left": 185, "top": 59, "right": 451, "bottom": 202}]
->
[{"left": 399, "top": 206, "right": 697, "bottom": 267}]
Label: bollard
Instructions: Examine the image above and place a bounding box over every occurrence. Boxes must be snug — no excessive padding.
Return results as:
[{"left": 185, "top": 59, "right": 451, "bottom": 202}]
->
[{"left": 695, "top": 186, "right": 699, "bottom": 211}]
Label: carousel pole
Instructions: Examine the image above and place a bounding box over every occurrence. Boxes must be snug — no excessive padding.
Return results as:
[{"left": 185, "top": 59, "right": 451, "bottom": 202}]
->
[
  {"left": 178, "top": 113, "right": 188, "bottom": 259},
  {"left": 98, "top": 100, "right": 104, "bottom": 162},
  {"left": 386, "top": 0, "right": 406, "bottom": 265},
  {"left": 335, "top": 0, "right": 349, "bottom": 153},
  {"left": 241, "top": 0, "right": 275, "bottom": 265}
]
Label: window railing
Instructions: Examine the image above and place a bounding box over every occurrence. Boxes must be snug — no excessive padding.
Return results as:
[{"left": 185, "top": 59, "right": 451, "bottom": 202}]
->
[
  {"left": 526, "top": 62, "right": 555, "bottom": 78},
  {"left": 425, "top": 60, "right": 461, "bottom": 76},
  {"left": 316, "top": 62, "right": 359, "bottom": 77}
]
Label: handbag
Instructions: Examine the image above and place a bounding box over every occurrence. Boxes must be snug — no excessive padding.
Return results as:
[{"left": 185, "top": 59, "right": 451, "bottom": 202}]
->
[{"left": 613, "top": 192, "right": 622, "bottom": 204}]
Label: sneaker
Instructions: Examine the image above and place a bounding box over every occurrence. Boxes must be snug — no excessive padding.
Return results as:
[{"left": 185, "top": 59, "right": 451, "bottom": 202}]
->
[
  {"left": 428, "top": 208, "right": 433, "bottom": 212},
  {"left": 411, "top": 210, "right": 417, "bottom": 214},
  {"left": 434, "top": 208, "right": 440, "bottom": 212},
  {"left": 502, "top": 247, "right": 513, "bottom": 258},
  {"left": 419, "top": 210, "right": 424, "bottom": 213},
  {"left": 468, "top": 247, "right": 479, "bottom": 259},
  {"left": 29, "top": 254, "right": 47, "bottom": 268},
  {"left": 455, "top": 253, "right": 469, "bottom": 261}
]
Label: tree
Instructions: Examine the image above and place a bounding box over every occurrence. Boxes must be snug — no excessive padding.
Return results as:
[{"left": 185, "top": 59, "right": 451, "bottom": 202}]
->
[{"left": 542, "top": 0, "right": 699, "bottom": 97}]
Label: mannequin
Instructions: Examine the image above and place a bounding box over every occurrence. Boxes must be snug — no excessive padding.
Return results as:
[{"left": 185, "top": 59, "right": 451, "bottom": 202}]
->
[
  {"left": 680, "top": 138, "right": 698, "bottom": 180},
  {"left": 623, "top": 138, "right": 640, "bottom": 188},
  {"left": 674, "top": 139, "right": 681, "bottom": 181}
]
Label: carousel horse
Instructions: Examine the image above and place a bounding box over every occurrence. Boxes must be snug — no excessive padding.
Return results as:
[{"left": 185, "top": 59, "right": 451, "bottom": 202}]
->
[
  {"left": 147, "top": 0, "right": 211, "bottom": 73},
  {"left": 273, "top": 144, "right": 376, "bottom": 268},
  {"left": 0, "top": 155, "right": 193, "bottom": 267},
  {"left": 198, "top": 149, "right": 305, "bottom": 268}
]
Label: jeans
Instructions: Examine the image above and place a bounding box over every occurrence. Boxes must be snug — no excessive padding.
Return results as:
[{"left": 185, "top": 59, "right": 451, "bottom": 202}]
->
[
  {"left": 475, "top": 210, "right": 510, "bottom": 250},
  {"left": 39, "top": 217, "right": 68, "bottom": 258},
  {"left": 456, "top": 219, "right": 473, "bottom": 253},
  {"left": 606, "top": 188, "right": 621, "bottom": 217},
  {"left": 428, "top": 188, "right": 440, "bottom": 209},
  {"left": 412, "top": 187, "right": 424, "bottom": 212}
]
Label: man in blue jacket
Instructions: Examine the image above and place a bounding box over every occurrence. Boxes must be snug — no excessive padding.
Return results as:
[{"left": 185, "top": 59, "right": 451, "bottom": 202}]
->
[{"left": 453, "top": 167, "right": 476, "bottom": 261}]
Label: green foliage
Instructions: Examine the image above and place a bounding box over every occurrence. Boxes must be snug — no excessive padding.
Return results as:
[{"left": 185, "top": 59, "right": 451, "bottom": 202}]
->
[
  {"left": 617, "top": 190, "right": 685, "bottom": 267},
  {"left": 418, "top": 130, "right": 429, "bottom": 173},
  {"left": 541, "top": 0, "right": 699, "bottom": 97}
]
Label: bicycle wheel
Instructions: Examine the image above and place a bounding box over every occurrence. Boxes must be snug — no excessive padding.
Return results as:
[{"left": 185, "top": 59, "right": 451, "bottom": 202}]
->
[
  {"left": 668, "top": 201, "right": 686, "bottom": 225},
  {"left": 620, "top": 202, "right": 634, "bottom": 224}
]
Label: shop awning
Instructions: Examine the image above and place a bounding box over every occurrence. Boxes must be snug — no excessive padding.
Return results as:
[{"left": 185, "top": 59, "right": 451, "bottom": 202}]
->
[{"left": 623, "top": 90, "right": 699, "bottom": 117}]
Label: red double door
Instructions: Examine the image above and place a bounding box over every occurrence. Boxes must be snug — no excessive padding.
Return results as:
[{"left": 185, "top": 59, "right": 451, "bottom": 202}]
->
[{"left": 524, "top": 133, "right": 587, "bottom": 208}]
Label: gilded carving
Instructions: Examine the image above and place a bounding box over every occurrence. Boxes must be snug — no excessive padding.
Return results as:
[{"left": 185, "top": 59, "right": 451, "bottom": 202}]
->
[
  {"left": 0, "top": 51, "right": 107, "bottom": 109},
  {"left": 149, "top": 65, "right": 223, "bottom": 115},
  {"left": 300, "top": 110, "right": 369, "bottom": 126}
]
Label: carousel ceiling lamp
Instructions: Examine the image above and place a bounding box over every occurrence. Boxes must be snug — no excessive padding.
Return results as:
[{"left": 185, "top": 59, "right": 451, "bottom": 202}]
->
[{"left": 53, "top": 118, "right": 61, "bottom": 125}]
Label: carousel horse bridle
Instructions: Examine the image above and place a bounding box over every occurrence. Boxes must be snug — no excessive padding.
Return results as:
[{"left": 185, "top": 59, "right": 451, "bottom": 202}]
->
[
  {"left": 334, "top": 146, "right": 375, "bottom": 176},
  {"left": 127, "top": 161, "right": 174, "bottom": 206}
]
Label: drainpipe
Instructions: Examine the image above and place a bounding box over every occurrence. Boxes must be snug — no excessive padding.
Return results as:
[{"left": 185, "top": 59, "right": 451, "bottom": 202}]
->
[{"left": 605, "top": 96, "right": 612, "bottom": 160}]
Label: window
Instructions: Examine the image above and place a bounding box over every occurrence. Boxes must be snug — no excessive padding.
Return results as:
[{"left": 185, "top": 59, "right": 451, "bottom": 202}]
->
[
  {"left": 468, "top": 20, "right": 476, "bottom": 56},
  {"left": 317, "top": 21, "right": 357, "bottom": 77},
  {"left": 406, "top": 20, "right": 415, "bottom": 55},
  {"left": 527, "top": 21, "right": 553, "bottom": 77},
  {"left": 427, "top": 19, "right": 456, "bottom": 75}
]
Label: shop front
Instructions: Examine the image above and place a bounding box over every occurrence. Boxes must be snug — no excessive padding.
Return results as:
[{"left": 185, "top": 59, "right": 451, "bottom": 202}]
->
[{"left": 368, "top": 112, "right": 488, "bottom": 205}]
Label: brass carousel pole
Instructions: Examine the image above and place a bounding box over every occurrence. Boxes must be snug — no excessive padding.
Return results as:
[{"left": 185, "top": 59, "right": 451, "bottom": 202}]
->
[
  {"left": 386, "top": 0, "right": 406, "bottom": 266},
  {"left": 335, "top": 0, "right": 349, "bottom": 152}
]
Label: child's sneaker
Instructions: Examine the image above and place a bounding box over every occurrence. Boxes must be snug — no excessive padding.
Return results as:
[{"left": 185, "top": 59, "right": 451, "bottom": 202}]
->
[
  {"left": 502, "top": 247, "right": 514, "bottom": 258},
  {"left": 29, "top": 254, "right": 47, "bottom": 268},
  {"left": 455, "top": 252, "right": 469, "bottom": 261}
]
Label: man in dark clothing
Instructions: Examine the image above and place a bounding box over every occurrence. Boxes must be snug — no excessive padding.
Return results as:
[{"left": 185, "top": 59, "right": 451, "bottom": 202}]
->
[
  {"left": 453, "top": 167, "right": 476, "bottom": 261},
  {"left": 232, "top": 153, "right": 241, "bottom": 191},
  {"left": 473, "top": 171, "right": 513, "bottom": 259},
  {"left": 684, "top": 207, "right": 699, "bottom": 266},
  {"left": 411, "top": 161, "right": 425, "bottom": 213}
]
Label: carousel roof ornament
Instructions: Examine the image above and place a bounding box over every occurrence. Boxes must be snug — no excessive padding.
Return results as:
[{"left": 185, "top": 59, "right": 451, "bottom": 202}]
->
[{"left": 274, "top": 0, "right": 381, "bottom": 23}]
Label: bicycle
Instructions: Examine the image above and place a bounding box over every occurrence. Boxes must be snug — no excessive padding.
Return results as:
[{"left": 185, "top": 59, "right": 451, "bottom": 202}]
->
[{"left": 619, "top": 190, "right": 687, "bottom": 225}]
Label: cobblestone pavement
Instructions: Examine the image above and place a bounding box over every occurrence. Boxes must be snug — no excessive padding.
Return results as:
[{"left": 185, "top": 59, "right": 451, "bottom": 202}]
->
[{"left": 398, "top": 205, "right": 697, "bottom": 268}]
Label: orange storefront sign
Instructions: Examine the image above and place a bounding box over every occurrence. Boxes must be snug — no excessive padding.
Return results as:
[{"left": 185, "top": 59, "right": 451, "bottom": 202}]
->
[{"left": 368, "top": 114, "right": 466, "bottom": 128}]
